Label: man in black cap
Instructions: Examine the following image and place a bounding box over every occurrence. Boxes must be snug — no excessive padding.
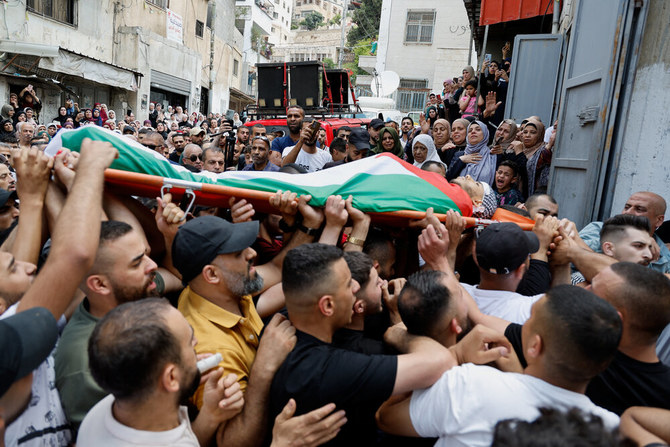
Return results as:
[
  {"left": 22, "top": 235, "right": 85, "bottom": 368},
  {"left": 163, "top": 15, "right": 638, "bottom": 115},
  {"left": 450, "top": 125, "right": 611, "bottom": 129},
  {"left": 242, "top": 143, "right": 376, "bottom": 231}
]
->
[
  {"left": 0, "top": 307, "right": 58, "bottom": 436},
  {"left": 462, "top": 222, "right": 544, "bottom": 324},
  {"left": 172, "top": 203, "right": 322, "bottom": 445},
  {"left": 0, "top": 188, "right": 18, "bottom": 236},
  {"left": 368, "top": 118, "right": 385, "bottom": 147},
  {"left": 322, "top": 127, "right": 371, "bottom": 169}
]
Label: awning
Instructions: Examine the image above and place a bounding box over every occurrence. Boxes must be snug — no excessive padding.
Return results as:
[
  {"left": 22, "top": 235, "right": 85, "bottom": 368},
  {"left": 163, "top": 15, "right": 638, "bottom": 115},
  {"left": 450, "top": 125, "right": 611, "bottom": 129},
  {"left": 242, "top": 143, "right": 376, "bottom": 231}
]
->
[
  {"left": 0, "top": 40, "right": 142, "bottom": 91},
  {"left": 229, "top": 87, "right": 256, "bottom": 104},
  {"left": 479, "top": 0, "right": 554, "bottom": 26}
]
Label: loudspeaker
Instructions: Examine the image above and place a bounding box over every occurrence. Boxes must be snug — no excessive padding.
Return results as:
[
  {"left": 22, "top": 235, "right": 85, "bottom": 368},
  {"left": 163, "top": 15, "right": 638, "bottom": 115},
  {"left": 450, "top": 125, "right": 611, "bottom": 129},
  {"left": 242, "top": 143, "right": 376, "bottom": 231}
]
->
[
  {"left": 288, "top": 62, "right": 321, "bottom": 109},
  {"left": 257, "top": 63, "right": 285, "bottom": 109},
  {"left": 323, "top": 69, "right": 349, "bottom": 105}
]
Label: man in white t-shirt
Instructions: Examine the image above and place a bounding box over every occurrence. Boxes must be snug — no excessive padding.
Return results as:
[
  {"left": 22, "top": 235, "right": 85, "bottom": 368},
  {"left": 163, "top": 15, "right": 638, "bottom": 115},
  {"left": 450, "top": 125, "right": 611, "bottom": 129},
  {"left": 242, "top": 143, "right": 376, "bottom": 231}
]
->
[
  {"left": 377, "top": 285, "right": 622, "bottom": 447},
  {"left": 281, "top": 119, "right": 332, "bottom": 172},
  {"left": 78, "top": 298, "right": 243, "bottom": 446},
  {"left": 463, "top": 222, "right": 544, "bottom": 324}
]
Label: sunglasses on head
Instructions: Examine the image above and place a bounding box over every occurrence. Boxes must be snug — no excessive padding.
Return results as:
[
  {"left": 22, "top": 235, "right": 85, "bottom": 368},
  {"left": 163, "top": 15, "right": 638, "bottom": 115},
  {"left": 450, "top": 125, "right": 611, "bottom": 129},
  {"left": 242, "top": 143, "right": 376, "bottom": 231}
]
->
[{"left": 253, "top": 136, "right": 270, "bottom": 142}]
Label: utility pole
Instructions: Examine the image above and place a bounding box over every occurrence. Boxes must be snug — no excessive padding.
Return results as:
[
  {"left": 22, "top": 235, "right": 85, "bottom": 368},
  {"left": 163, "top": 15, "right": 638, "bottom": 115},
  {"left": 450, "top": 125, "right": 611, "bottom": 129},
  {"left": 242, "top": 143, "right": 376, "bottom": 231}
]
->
[
  {"left": 338, "top": 0, "right": 348, "bottom": 68},
  {"left": 208, "top": 0, "right": 216, "bottom": 115}
]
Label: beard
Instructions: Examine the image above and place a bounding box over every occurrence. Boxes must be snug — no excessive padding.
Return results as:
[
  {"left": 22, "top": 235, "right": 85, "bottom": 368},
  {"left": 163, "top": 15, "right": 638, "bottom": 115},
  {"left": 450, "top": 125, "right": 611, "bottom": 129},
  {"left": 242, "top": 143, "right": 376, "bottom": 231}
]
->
[
  {"left": 222, "top": 262, "right": 264, "bottom": 297},
  {"left": 455, "top": 316, "right": 474, "bottom": 343},
  {"left": 110, "top": 272, "right": 157, "bottom": 304},
  {"left": 178, "top": 365, "right": 201, "bottom": 406},
  {"left": 288, "top": 121, "right": 303, "bottom": 135}
]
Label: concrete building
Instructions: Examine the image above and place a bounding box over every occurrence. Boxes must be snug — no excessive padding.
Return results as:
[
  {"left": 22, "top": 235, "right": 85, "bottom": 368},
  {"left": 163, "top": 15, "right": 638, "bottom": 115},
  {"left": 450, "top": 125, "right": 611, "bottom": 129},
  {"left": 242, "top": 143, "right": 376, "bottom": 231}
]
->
[
  {"left": 294, "top": 0, "right": 344, "bottom": 30},
  {"left": 272, "top": 27, "right": 344, "bottom": 63},
  {"left": 269, "top": 0, "right": 293, "bottom": 46},
  {"left": 367, "top": 0, "right": 471, "bottom": 113},
  {"left": 0, "top": 0, "right": 250, "bottom": 123}
]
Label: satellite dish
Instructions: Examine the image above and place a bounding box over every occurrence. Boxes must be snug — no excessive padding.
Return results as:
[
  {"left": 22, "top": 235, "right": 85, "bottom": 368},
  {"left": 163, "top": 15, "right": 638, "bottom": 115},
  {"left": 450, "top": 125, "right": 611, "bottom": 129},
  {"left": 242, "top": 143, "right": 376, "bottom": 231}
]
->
[{"left": 372, "top": 70, "right": 400, "bottom": 97}]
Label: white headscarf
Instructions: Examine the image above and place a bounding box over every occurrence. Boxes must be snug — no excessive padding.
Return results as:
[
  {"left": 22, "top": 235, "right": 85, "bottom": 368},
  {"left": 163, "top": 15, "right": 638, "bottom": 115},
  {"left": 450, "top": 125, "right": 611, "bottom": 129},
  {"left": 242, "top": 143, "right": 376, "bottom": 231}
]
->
[{"left": 412, "top": 134, "right": 444, "bottom": 169}]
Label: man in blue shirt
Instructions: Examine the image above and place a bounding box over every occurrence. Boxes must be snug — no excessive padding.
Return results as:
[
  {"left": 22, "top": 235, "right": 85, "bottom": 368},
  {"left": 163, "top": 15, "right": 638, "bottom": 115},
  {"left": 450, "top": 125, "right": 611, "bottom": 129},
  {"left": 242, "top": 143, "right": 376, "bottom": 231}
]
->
[
  {"left": 270, "top": 105, "right": 304, "bottom": 156},
  {"left": 243, "top": 136, "right": 280, "bottom": 172}
]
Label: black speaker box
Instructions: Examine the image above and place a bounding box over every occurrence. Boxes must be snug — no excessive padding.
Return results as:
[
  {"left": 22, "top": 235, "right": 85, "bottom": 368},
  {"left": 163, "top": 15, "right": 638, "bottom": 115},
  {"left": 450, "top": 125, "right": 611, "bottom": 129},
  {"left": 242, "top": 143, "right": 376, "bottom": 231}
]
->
[
  {"left": 257, "top": 63, "right": 285, "bottom": 109},
  {"left": 288, "top": 62, "right": 321, "bottom": 109}
]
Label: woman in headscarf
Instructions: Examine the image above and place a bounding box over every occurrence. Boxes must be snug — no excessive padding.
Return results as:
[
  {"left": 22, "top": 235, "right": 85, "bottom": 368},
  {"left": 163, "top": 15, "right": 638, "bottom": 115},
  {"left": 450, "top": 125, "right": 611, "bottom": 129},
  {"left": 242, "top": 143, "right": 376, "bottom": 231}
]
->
[
  {"left": 107, "top": 109, "right": 117, "bottom": 122},
  {"left": 1, "top": 104, "right": 14, "bottom": 121},
  {"left": 53, "top": 106, "right": 70, "bottom": 125},
  {"left": 412, "top": 134, "right": 444, "bottom": 169},
  {"left": 522, "top": 118, "right": 552, "bottom": 197},
  {"left": 375, "top": 126, "right": 404, "bottom": 158},
  {"left": 1, "top": 119, "right": 14, "bottom": 136},
  {"left": 13, "top": 110, "right": 26, "bottom": 126},
  {"left": 445, "top": 118, "right": 473, "bottom": 176},
  {"left": 431, "top": 119, "right": 455, "bottom": 166},
  {"left": 92, "top": 108, "right": 103, "bottom": 126},
  {"left": 446, "top": 120, "right": 496, "bottom": 185}
]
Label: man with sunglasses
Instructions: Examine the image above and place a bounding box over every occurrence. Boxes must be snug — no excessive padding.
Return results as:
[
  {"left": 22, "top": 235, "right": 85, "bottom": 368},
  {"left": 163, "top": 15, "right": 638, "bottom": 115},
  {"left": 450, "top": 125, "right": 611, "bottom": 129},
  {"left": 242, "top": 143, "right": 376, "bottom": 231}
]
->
[
  {"left": 243, "top": 136, "right": 279, "bottom": 172},
  {"left": 181, "top": 143, "right": 203, "bottom": 172},
  {"left": 142, "top": 131, "right": 168, "bottom": 158}
]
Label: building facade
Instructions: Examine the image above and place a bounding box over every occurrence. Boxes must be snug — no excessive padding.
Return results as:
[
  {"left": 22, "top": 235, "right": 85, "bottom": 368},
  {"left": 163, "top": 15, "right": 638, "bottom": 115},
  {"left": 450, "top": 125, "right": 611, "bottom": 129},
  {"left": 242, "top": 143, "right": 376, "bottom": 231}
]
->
[
  {"left": 0, "top": 0, "right": 250, "bottom": 124},
  {"left": 373, "top": 0, "right": 471, "bottom": 113}
]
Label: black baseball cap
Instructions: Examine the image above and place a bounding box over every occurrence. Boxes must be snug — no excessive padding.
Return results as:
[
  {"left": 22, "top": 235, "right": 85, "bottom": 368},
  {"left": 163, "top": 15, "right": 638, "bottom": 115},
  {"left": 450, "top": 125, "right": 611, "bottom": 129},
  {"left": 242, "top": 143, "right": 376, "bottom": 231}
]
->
[
  {"left": 348, "top": 127, "right": 371, "bottom": 151},
  {"left": 369, "top": 118, "right": 385, "bottom": 130},
  {"left": 172, "top": 215, "right": 259, "bottom": 284},
  {"left": 0, "top": 307, "right": 58, "bottom": 397},
  {"left": 476, "top": 223, "right": 539, "bottom": 274},
  {"left": 0, "top": 189, "right": 17, "bottom": 207}
]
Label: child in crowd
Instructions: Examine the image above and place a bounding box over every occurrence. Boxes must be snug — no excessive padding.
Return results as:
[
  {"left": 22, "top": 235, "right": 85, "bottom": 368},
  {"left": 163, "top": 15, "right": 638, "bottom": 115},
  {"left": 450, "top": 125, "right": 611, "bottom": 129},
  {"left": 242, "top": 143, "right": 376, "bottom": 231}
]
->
[{"left": 493, "top": 160, "right": 524, "bottom": 206}]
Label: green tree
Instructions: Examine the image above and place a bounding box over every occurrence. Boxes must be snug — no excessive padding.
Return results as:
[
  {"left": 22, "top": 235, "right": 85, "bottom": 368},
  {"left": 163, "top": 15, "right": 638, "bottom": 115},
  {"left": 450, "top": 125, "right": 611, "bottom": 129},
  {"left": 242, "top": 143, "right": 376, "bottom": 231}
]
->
[
  {"left": 300, "top": 11, "right": 325, "bottom": 30},
  {"left": 329, "top": 13, "right": 341, "bottom": 26},
  {"left": 346, "top": 0, "right": 382, "bottom": 46},
  {"left": 323, "top": 57, "right": 336, "bottom": 68}
]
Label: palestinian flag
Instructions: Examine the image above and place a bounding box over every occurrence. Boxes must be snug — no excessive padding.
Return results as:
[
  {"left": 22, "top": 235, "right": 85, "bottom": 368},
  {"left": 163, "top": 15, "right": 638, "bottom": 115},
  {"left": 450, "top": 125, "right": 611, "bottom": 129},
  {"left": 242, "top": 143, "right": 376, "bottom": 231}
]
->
[{"left": 45, "top": 126, "right": 472, "bottom": 223}]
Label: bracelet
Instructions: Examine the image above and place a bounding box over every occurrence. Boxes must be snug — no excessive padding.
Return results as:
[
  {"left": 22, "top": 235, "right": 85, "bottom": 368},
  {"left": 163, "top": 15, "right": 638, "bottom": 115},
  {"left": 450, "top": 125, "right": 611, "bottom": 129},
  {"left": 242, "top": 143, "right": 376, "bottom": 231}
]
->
[
  {"left": 296, "top": 221, "right": 320, "bottom": 236},
  {"left": 347, "top": 236, "right": 366, "bottom": 247}
]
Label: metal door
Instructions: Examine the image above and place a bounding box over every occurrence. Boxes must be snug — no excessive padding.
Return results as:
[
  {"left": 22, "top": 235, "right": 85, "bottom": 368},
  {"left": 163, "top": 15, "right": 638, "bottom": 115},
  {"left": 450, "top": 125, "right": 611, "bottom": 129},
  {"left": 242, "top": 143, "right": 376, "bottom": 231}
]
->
[
  {"left": 548, "top": 0, "right": 635, "bottom": 228},
  {"left": 504, "top": 34, "right": 563, "bottom": 126}
]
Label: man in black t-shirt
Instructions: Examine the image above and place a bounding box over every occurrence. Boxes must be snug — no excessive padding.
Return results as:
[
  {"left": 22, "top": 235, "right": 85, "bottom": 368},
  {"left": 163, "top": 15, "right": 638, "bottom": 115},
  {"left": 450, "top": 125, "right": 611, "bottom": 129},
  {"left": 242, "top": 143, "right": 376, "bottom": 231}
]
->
[{"left": 268, "top": 243, "right": 454, "bottom": 446}]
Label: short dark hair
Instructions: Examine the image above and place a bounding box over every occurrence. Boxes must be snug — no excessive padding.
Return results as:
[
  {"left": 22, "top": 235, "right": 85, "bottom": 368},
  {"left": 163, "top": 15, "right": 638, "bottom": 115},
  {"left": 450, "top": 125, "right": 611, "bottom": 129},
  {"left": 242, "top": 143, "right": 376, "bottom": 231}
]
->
[
  {"left": 600, "top": 214, "right": 652, "bottom": 242},
  {"left": 334, "top": 126, "right": 351, "bottom": 138},
  {"left": 492, "top": 407, "right": 633, "bottom": 447},
  {"left": 329, "top": 137, "right": 347, "bottom": 154},
  {"left": 465, "top": 80, "right": 477, "bottom": 89},
  {"left": 282, "top": 244, "right": 343, "bottom": 308},
  {"left": 609, "top": 262, "right": 670, "bottom": 342},
  {"left": 122, "top": 126, "right": 135, "bottom": 135},
  {"left": 252, "top": 123, "right": 266, "bottom": 130},
  {"left": 279, "top": 163, "right": 307, "bottom": 174},
  {"left": 343, "top": 251, "right": 373, "bottom": 289},
  {"left": 398, "top": 270, "right": 450, "bottom": 337},
  {"left": 363, "top": 228, "right": 394, "bottom": 265},
  {"left": 420, "top": 161, "right": 446, "bottom": 173},
  {"left": 100, "top": 220, "right": 133, "bottom": 247},
  {"left": 498, "top": 160, "right": 519, "bottom": 177},
  {"left": 401, "top": 116, "right": 413, "bottom": 125},
  {"left": 88, "top": 298, "right": 182, "bottom": 401},
  {"left": 500, "top": 204, "right": 530, "bottom": 218},
  {"left": 541, "top": 285, "right": 622, "bottom": 382},
  {"left": 287, "top": 105, "right": 305, "bottom": 117},
  {"left": 525, "top": 193, "right": 557, "bottom": 210},
  {"left": 138, "top": 127, "right": 152, "bottom": 136}
]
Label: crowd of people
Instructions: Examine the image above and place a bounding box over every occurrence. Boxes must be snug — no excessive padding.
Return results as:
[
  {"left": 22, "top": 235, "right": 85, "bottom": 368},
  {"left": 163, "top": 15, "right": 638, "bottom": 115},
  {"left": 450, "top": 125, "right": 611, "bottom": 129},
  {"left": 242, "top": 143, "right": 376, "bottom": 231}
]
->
[{"left": 1, "top": 67, "right": 670, "bottom": 447}]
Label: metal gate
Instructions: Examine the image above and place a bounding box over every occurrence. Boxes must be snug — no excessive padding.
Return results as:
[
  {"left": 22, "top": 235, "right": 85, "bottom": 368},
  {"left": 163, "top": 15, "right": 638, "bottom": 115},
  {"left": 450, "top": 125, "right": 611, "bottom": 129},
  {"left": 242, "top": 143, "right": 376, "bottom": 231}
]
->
[
  {"left": 504, "top": 34, "right": 563, "bottom": 126},
  {"left": 548, "top": 0, "right": 635, "bottom": 228}
]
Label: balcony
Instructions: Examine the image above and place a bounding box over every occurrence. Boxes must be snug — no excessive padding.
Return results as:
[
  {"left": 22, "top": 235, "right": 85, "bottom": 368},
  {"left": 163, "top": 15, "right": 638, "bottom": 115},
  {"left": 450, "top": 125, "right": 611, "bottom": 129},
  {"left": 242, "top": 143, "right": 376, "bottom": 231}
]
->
[{"left": 358, "top": 55, "right": 376, "bottom": 74}]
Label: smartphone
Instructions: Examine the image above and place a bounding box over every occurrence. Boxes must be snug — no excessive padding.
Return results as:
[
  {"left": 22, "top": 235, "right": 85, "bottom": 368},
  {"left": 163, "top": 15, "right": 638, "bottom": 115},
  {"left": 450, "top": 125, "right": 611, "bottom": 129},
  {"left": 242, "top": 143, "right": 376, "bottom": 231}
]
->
[
  {"left": 309, "top": 120, "right": 321, "bottom": 139},
  {"left": 485, "top": 54, "right": 492, "bottom": 63}
]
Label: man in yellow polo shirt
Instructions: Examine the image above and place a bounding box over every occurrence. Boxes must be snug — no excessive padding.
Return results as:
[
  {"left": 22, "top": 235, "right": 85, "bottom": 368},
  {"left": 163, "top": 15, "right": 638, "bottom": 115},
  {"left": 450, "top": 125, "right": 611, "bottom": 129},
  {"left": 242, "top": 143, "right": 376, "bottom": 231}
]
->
[{"left": 172, "top": 211, "right": 322, "bottom": 446}]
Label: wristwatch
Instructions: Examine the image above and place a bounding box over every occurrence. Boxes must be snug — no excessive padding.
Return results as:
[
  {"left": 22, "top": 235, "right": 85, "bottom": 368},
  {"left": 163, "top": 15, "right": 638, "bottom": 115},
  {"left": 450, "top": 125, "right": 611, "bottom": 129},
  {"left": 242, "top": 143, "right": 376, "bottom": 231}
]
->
[
  {"left": 278, "top": 218, "right": 297, "bottom": 233},
  {"left": 296, "top": 221, "right": 320, "bottom": 236},
  {"left": 347, "top": 236, "right": 366, "bottom": 247}
]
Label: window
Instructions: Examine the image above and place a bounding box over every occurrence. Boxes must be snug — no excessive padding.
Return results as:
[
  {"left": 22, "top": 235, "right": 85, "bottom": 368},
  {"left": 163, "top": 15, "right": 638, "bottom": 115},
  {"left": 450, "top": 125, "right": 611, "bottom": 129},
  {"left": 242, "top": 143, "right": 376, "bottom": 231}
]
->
[
  {"left": 273, "top": 11, "right": 278, "bottom": 18},
  {"left": 206, "top": 1, "right": 213, "bottom": 28},
  {"left": 146, "top": 0, "right": 168, "bottom": 8},
  {"left": 404, "top": 10, "right": 436, "bottom": 44},
  {"left": 27, "top": 0, "right": 76, "bottom": 25},
  {"left": 195, "top": 20, "right": 204, "bottom": 37},
  {"left": 233, "top": 59, "right": 239, "bottom": 77},
  {"left": 397, "top": 79, "right": 429, "bottom": 112},
  {"left": 271, "top": 26, "right": 275, "bottom": 33}
]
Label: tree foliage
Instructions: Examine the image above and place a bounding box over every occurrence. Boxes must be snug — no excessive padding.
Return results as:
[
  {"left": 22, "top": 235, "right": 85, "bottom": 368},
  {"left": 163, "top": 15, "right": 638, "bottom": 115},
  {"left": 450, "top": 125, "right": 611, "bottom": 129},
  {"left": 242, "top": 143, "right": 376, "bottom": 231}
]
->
[
  {"left": 346, "top": 0, "right": 382, "bottom": 46},
  {"left": 300, "top": 11, "right": 325, "bottom": 30}
]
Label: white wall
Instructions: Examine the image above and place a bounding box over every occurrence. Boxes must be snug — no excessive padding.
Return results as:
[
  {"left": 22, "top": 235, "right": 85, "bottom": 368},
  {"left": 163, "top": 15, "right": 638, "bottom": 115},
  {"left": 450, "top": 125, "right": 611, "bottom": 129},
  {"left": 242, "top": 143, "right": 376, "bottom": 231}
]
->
[{"left": 377, "top": 0, "right": 471, "bottom": 92}]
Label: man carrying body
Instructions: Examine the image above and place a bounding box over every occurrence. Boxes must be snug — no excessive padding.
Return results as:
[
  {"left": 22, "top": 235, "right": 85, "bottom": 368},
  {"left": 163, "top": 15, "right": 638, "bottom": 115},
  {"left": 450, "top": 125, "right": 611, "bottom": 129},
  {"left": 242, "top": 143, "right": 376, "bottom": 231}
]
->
[
  {"left": 281, "top": 119, "right": 332, "bottom": 172},
  {"left": 580, "top": 191, "right": 669, "bottom": 273},
  {"left": 243, "top": 136, "right": 280, "bottom": 172},
  {"left": 523, "top": 193, "right": 559, "bottom": 218},
  {"left": 268, "top": 243, "right": 464, "bottom": 446}
]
